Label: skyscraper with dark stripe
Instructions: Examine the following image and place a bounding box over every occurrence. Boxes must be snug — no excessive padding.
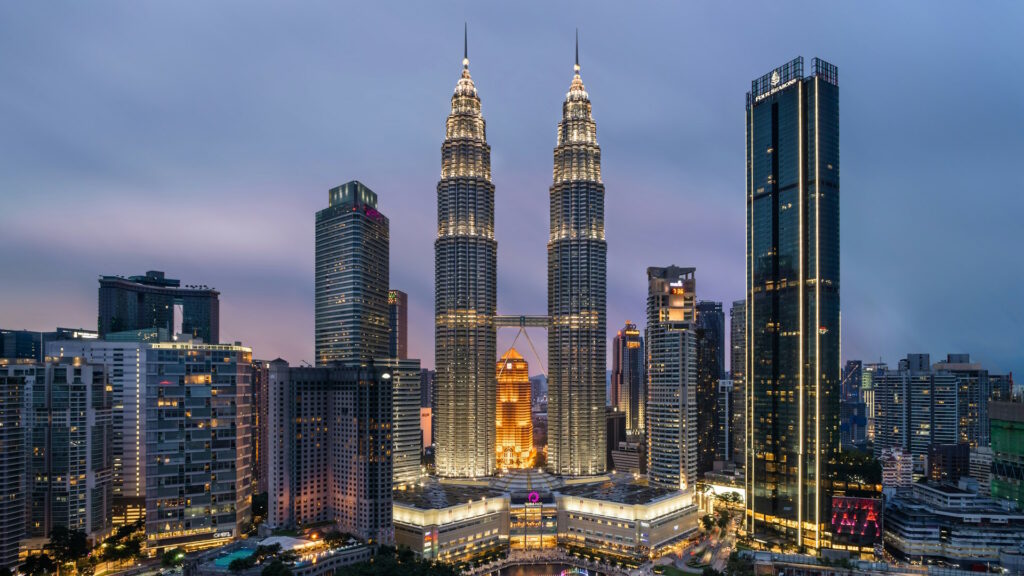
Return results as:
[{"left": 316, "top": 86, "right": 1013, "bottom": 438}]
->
[
  {"left": 745, "top": 56, "right": 840, "bottom": 551},
  {"left": 547, "top": 43, "right": 607, "bottom": 476},
  {"left": 434, "top": 38, "right": 497, "bottom": 478}
]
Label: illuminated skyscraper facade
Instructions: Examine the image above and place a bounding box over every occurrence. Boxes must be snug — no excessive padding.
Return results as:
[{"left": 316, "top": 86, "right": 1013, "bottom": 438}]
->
[
  {"left": 434, "top": 42, "right": 497, "bottom": 478},
  {"left": 315, "top": 180, "right": 389, "bottom": 366},
  {"left": 548, "top": 47, "right": 607, "bottom": 476},
  {"left": 496, "top": 348, "right": 534, "bottom": 470},
  {"left": 612, "top": 322, "right": 645, "bottom": 434},
  {"left": 646, "top": 266, "right": 697, "bottom": 491},
  {"left": 745, "top": 57, "right": 840, "bottom": 550},
  {"left": 145, "top": 341, "right": 252, "bottom": 551}
]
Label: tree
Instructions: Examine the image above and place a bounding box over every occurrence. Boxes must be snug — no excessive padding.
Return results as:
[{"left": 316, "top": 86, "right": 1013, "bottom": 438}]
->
[
  {"left": 716, "top": 508, "right": 731, "bottom": 530},
  {"left": 323, "top": 531, "right": 353, "bottom": 548},
  {"left": 45, "top": 527, "right": 90, "bottom": 568},
  {"left": 21, "top": 554, "right": 58, "bottom": 576},
  {"left": 260, "top": 560, "right": 292, "bottom": 576},
  {"left": 700, "top": 514, "right": 716, "bottom": 532},
  {"left": 724, "top": 551, "right": 754, "bottom": 576},
  {"left": 162, "top": 548, "right": 187, "bottom": 568}
]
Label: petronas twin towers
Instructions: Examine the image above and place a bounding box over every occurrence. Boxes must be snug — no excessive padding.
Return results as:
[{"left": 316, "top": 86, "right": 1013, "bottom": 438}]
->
[{"left": 435, "top": 32, "right": 607, "bottom": 478}]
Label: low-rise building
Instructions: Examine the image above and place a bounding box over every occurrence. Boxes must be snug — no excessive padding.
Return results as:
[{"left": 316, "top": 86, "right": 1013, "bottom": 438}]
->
[
  {"left": 393, "top": 480, "right": 510, "bottom": 563},
  {"left": 187, "top": 536, "right": 373, "bottom": 576},
  {"left": 393, "top": 471, "right": 697, "bottom": 565},
  {"left": 884, "top": 482, "right": 1024, "bottom": 568},
  {"left": 556, "top": 480, "right": 697, "bottom": 562},
  {"left": 989, "top": 400, "right": 1024, "bottom": 509}
]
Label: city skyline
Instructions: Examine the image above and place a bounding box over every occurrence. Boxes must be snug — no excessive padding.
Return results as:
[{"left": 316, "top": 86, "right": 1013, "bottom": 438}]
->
[{"left": 2, "top": 3, "right": 1022, "bottom": 377}]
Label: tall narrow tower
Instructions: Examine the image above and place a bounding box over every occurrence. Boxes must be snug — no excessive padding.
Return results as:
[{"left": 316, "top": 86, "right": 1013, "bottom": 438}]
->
[
  {"left": 548, "top": 34, "right": 607, "bottom": 476},
  {"left": 746, "top": 57, "right": 840, "bottom": 550},
  {"left": 434, "top": 28, "right": 497, "bottom": 478}
]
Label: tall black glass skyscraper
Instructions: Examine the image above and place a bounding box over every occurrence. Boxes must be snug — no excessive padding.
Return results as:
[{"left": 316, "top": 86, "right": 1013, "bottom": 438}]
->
[
  {"left": 548, "top": 43, "right": 607, "bottom": 476},
  {"left": 314, "top": 180, "right": 389, "bottom": 365},
  {"left": 745, "top": 57, "right": 840, "bottom": 550},
  {"left": 696, "top": 300, "right": 725, "bottom": 475},
  {"left": 434, "top": 38, "right": 497, "bottom": 478}
]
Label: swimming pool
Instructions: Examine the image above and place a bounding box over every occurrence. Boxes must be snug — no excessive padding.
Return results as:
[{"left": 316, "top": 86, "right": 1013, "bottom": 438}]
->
[{"left": 213, "top": 550, "right": 253, "bottom": 568}]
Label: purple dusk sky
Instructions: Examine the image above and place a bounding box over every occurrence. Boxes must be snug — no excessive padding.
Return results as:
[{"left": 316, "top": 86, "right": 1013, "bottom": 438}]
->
[{"left": 1, "top": 2, "right": 1021, "bottom": 377}]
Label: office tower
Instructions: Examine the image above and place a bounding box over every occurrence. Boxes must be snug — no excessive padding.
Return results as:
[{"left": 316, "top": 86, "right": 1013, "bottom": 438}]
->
[
  {"left": 839, "top": 399, "right": 867, "bottom": 449},
  {"left": 969, "top": 446, "right": 993, "bottom": 497},
  {"left": 861, "top": 362, "right": 885, "bottom": 442},
  {"left": 0, "top": 329, "right": 43, "bottom": 361},
  {"left": 606, "top": 407, "right": 627, "bottom": 473},
  {"left": 990, "top": 374, "right": 1014, "bottom": 401},
  {"left": 879, "top": 448, "right": 913, "bottom": 493},
  {"left": 434, "top": 36, "right": 497, "bottom": 479},
  {"left": 389, "top": 358, "right": 423, "bottom": 488},
  {"left": 0, "top": 361, "right": 27, "bottom": 571},
  {"left": 26, "top": 358, "right": 113, "bottom": 540},
  {"left": 928, "top": 443, "right": 970, "bottom": 485},
  {"left": 496, "top": 349, "right": 534, "bottom": 470},
  {"left": 717, "top": 379, "right": 734, "bottom": 462},
  {"left": 46, "top": 339, "right": 150, "bottom": 525},
  {"left": 872, "top": 356, "right": 959, "bottom": 471},
  {"left": 548, "top": 43, "right": 608, "bottom": 476},
  {"left": 252, "top": 359, "right": 270, "bottom": 495},
  {"left": 267, "top": 360, "right": 393, "bottom": 544},
  {"left": 420, "top": 369, "right": 435, "bottom": 408},
  {"left": 315, "top": 180, "right": 390, "bottom": 366},
  {"left": 388, "top": 290, "right": 409, "bottom": 360},
  {"left": 729, "top": 300, "right": 746, "bottom": 467},
  {"left": 98, "top": 271, "right": 219, "bottom": 343},
  {"left": 934, "top": 354, "right": 992, "bottom": 447},
  {"left": 989, "top": 400, "right": 1024, "bottom": 509},
  {"left": 842, "top": 360, "right": 862, "bottom": 402},
  {"left": 745, "top": 57, "right": 840, "bottom": 549},
  {"left": 696, "top": 300, "right": 724, "bottom": 475},
  {"left": 646, "top": 266, "right": 697, "bottom": 490},
  {"left": 611, "top": 321, "right": 645, "bottom": 434},
  {"left": 145, "top": 341, "right": 252, "bottom": 551},
  {"left": 1, "top": 327, "right": 99, "bottom": 362}
]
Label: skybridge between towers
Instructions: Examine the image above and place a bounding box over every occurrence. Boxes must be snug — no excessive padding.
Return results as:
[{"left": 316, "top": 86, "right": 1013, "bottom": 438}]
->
[
  {"left": 494, "top": 315, "right": 550, "bottom": 329},
  {"left": 494, "top": 315, "right": 550, "bottom": 377}
]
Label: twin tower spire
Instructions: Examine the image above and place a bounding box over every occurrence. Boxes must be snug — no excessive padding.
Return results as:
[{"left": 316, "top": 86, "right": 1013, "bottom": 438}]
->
[
  {"left": 461, "top": 24, "right": 582, "bottom": 72},
  {"left": 434, "top": 26, "right": 607, "bottom": 479}
]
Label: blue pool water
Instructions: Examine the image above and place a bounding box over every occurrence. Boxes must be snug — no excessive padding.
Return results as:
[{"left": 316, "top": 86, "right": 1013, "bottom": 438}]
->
[{"left": 213, "top": 550, "right": 253, "bottom": 568}]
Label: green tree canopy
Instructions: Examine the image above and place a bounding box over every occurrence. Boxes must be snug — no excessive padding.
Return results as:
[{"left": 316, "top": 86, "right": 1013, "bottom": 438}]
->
[
  {"left": 162, "top": 548, "right": 187, "bottom": 568},
  {"left": 260, "top": 560, "right": 292, "bottom": 576},
  {"left": 45, "top": 527, "right": 90, "bottom": 566},
  {"left": 21, "top": 554, "right": 58, "bottom": 576}
]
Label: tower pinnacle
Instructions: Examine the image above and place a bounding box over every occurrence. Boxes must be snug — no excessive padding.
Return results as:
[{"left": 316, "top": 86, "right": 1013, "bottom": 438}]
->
[
  {"left": 574, "top": 28, "right": 580, "bottom": 73},
  {"left": 463, "top": 22, "right": 469, "bottom": 69}
]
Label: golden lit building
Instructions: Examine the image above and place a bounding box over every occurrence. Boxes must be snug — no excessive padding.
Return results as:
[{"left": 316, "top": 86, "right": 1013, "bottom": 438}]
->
[{"left": 496, "top": 348, "right": 535, "bottom": 470}]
